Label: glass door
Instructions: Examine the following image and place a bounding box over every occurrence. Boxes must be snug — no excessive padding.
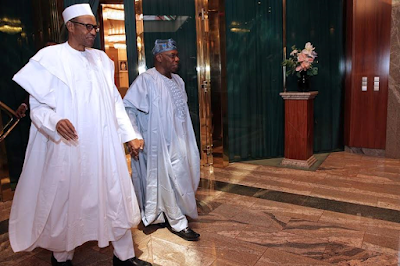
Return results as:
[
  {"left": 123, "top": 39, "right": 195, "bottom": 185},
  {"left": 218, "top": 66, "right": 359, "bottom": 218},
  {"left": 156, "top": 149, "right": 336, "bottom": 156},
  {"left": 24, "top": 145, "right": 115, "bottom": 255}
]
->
[
  {"left": 129, "top": 0, "right": 227, "bottom": 167},
  {"left": 195, "top": 0, "right": 228, "bottom": 167},
  {"left": 195, "top": 0, "right": 212, "bottom": 166},
  {"left": 134, "top": 0, "right": 200, "bottom": 154}
]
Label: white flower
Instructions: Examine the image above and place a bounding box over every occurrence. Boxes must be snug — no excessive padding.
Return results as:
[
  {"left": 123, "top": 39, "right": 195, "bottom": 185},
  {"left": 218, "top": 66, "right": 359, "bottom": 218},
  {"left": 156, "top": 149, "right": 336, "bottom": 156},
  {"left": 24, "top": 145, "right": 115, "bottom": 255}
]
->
[
  {"left": 302, "top": 42, "right": 317, "bottom": 58},
  {"left": 305, "top": 42, "right": 315, "bottom": 52}
]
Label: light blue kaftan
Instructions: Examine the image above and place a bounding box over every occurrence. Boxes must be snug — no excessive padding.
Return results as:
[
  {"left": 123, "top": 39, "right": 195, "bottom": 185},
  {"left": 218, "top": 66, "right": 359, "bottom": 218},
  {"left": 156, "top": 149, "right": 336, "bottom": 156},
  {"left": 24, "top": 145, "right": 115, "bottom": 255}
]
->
[{"left": 123, "top": 68, "right": 200, "bottom": 230}]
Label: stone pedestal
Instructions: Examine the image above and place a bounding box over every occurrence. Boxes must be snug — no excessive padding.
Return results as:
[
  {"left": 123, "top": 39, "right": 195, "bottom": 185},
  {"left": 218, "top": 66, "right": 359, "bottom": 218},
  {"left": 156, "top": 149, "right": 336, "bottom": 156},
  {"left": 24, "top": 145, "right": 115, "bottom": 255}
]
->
[{"left": 280, "top": 92, "right": 318, "bottom": 168}]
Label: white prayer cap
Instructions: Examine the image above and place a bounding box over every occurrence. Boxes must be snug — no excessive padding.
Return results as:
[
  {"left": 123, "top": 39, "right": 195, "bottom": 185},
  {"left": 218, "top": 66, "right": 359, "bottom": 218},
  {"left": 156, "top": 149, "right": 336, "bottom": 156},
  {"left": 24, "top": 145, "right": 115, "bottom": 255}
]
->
[{"left": 62, "top": 4, "right": 95, "bottom": 24}]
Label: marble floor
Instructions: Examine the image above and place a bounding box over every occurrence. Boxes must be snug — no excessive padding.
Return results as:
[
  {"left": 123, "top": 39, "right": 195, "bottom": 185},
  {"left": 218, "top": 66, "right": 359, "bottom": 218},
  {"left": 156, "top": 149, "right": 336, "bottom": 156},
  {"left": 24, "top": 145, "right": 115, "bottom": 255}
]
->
[{"left": 1, "top": 151, "right": 400, "bottom": 265}]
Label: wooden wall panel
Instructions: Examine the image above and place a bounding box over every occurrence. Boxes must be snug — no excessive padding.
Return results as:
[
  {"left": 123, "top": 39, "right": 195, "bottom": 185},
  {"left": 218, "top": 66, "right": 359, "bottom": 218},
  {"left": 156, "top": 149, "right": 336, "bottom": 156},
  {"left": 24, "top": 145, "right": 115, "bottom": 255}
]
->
[{"left": 345, "top": 0, "right": 391, "bottom": 149}]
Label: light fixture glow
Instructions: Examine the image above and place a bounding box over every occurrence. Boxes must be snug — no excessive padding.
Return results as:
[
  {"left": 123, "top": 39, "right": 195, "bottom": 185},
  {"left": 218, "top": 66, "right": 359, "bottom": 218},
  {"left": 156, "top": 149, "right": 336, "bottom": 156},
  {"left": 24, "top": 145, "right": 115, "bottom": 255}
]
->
[
  {"left": 107, "top": 35, "right": 126, "bottom": 42},
  {"left": 113, "top": 43, "right": 126, "bottom": 49},
  {"left": 103, "top": 8, "right": 125, "bottom": 21},
  {"left": 230, "top": 28, "right": 250, "bottom": 33},
  {"left": 0, "top": 25, "right": 22, "bottom": 34}
]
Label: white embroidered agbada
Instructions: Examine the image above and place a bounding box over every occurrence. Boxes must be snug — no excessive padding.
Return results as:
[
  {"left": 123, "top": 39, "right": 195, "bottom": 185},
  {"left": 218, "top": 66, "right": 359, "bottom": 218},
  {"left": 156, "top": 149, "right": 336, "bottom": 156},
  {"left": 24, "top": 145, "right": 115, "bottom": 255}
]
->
[
  {"left": 123, "top": 68, "right": 200, "bottom": 227},
  {"left": 10, "top": 42, "right": 141, "bottom": 253}
]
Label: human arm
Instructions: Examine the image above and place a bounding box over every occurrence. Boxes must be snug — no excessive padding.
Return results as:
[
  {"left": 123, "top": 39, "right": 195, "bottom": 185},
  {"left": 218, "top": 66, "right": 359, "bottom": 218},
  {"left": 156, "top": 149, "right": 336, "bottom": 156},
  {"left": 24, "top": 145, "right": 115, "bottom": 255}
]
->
[
  {"left": 29, "top": 95, "right": 64, "bottom": 142},
  {"left": 122, "top": 74, "right": 153, "bottom": 158},
  {"left": 15, "top": 95, "right": 30, "bottom": 118},
  {"left": 113, "top": 85, "right": 143, "bottom": 159},
  {"left": 114, "top": 85, "right": 143, "bottom": 142},
  {"left": 14, "top": 60, "right": 72, "bottom": 142}
]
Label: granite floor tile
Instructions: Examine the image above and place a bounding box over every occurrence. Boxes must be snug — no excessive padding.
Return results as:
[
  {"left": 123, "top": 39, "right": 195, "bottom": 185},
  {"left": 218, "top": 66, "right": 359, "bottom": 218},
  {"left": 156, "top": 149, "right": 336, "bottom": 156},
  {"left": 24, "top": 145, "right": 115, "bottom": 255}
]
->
[
  {"left": 362, "top": 233, "right": 400, "bottom": 256},
  {"left": 146, "top": 237, "right": 215, "bottom": 266},
  {"left": 10, "top": 255, "right": 51, "bottom": 266},
  {"left": 250, "top": 198, "right": 324, "bottom": 222},
  {"left": 252, "top": 179, "right": 314, "bottom": 196},
  {"left": 231, "top": 209, "right": 290, "bottom": 231},
  {"left": 143, "top": 227, "right": 193, "bottom": 248},
  {"left": 2, "top": 151, "right": 400, "bottom": 265},
  {"left": 255, "top": 248, "right": 333, "bottom": 266},
  {"left": 254, "top": 189, "right": 309, "bottom": 206},
  {"left": 208, "top": 203, "right": 253, "bottom": 219},
  {"left": 319, "top": 210, "right": 400, "bottom": 239},
  {"left": 235, "top": 229, "right": 328, "bottom": 260},
  {"left": 210, "top": 258, "right": 248, "bottom": 266},
  {"left": 283, "top": 218, "right": 365, "bottom": 248},
  {"left": 187, "top": 232, "right": 267, "bottom": 265},
  {"left": 377, "top": 197, "right": 400, "bottom": 211},
  {"left": 191, "top": 218, "right": 249, "bottom": 239},
  {"left": 321, "top": 243, "right": 398, "bottom": 265},
  {"left": 309, "top": 187, "right": 379, "bottom": 207}
]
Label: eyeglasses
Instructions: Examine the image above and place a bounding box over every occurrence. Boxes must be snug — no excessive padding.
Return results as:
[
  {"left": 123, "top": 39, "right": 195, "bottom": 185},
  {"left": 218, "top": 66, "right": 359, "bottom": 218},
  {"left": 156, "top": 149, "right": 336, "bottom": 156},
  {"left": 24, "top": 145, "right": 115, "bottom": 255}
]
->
[
  {"left": 70, "top": 20, "right": 100, "bottom": 33},
  {"left": 163, "top": 53, "right": 179, "bottom": 60}
]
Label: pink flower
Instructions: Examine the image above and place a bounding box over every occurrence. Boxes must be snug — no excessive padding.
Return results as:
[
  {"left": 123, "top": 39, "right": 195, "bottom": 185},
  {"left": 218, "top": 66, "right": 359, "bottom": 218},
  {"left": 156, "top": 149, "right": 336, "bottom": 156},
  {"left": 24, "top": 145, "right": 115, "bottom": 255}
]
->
[
  {"left": 282, "top": 42, "right": 318, "bottom": 76},
  {"left": 311, "top": 51, "right": 317, "bottom": 58},
  {"left": 304, "top": 42, "right": 315, "bottom": 52},
  {"left": 296, "top": 61, "right": 311, "bottom": 72},
  {"left": 302, "top": 42, "right": 318, "bottom": 59},
  {"left": 297, "top": 52, "right": 308, "bottom": 62},
  {"left": 301, "top": 61, "right": 311, "bottom": 69}
]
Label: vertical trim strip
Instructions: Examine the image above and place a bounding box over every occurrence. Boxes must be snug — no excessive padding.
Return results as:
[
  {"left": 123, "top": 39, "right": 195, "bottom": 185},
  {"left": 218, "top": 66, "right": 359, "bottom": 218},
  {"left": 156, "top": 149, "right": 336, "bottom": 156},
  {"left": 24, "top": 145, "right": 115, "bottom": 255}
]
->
[{"left": 282, "top": 0, "right": 287, "bottom": 92}]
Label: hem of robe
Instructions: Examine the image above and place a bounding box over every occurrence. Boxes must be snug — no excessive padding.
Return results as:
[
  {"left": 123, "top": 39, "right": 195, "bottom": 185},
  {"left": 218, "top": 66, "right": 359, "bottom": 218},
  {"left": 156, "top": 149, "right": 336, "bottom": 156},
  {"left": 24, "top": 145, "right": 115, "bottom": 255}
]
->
[
  {"left": 13, "top": 229, "right": 126, "bottom": 252},
  {"left": 141, "top": 211, "right": 198, "bottom": 227}
]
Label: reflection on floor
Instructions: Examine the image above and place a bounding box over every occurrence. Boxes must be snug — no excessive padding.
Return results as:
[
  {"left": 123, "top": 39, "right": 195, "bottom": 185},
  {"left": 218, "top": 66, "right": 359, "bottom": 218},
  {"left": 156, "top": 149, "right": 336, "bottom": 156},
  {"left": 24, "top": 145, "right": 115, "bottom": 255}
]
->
[{"left": 1, "top": 151, "right": 400, "bottom": 265}]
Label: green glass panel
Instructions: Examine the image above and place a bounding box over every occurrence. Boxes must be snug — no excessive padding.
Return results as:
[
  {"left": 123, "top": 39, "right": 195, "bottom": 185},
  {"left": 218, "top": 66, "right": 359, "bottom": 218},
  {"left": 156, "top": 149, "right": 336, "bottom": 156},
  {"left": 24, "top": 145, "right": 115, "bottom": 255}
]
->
[
  {"left": 286, "top": 0, "right": 345, "bottom": 152},
  {"left": 225, "top": 0, "right": 284, "bottom": 161},
  {"left": 0, "top": 0, "right": 35, "bottom": 184},
  {"left": 123, "top": 0, "right": 139, "bottom": 83},
  {"left": 142, "top": 0, "right": 200, "bottom": 146}
]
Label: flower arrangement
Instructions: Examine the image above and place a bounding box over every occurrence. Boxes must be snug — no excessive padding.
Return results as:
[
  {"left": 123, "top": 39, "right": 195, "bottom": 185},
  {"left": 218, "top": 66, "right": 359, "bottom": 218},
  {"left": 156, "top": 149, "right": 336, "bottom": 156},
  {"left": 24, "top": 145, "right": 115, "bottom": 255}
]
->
[{"left": 282, "top": 42, "right": 318, "bottom": 77}]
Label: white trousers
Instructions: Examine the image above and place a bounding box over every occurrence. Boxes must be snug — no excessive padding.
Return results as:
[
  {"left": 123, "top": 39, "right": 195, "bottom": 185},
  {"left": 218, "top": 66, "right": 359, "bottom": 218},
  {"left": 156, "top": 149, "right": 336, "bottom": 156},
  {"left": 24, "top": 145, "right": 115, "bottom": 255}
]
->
[
  {"left": 53, "top": 229, "right": 135, "bottom": 262},
  {"left": 166, "top": 213, "right": 188, "bottom": 232}
]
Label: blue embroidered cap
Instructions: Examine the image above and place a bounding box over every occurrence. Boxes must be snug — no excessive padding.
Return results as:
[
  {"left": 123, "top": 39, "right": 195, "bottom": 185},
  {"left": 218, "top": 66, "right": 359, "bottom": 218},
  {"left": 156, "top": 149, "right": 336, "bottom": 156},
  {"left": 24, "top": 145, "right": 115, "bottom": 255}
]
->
[{"left": 152, "top": 39, "right": 177, "bottom": 55}]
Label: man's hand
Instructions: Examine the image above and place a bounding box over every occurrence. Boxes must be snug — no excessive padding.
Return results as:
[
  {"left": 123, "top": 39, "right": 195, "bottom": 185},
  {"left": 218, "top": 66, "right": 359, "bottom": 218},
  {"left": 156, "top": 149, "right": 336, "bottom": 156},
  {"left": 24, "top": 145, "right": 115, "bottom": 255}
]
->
[
  {"left": 56, "top": 119, "right": 78, "bottom": 141},
  {"left": 15, "top": 104, "right": 27, "bottom": 119},
  {"left": 127, "top": 139, "right": 144, "bottom": 159}
]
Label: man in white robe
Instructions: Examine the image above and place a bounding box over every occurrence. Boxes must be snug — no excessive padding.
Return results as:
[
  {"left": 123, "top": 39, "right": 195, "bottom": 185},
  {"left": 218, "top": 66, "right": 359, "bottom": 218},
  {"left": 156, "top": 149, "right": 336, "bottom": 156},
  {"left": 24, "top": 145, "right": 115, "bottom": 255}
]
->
[
  {"left": 10, "top": 4, "right": 151, "bottom": 266},
  {"left": 123, "top": 39, "right": 200, "bottom": 241}
]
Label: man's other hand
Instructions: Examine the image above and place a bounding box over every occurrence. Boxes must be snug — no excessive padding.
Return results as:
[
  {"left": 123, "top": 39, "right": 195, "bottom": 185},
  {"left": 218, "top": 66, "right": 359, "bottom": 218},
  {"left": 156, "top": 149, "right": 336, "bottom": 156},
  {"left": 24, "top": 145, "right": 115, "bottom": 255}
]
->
[
  {"left": 127, "top": 139, "right": 144, "bottom": 159},
  {"left": 15, "top": 104, "right": 27, "bottom": 119},
  {"left": 56, "top": 119, "right": 78, "bottom": 140}
]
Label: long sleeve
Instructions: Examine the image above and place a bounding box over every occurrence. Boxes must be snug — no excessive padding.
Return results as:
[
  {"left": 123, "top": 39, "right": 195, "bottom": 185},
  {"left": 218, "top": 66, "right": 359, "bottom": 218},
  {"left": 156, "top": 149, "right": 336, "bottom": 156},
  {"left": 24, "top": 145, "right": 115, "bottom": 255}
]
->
[
  {"left": 13, "top": 59, "right": 64, "bottom": 142},
  {"left": 125, "top": 105, "right": 142, "bottom": 136},
  {"left": 123, "top": 74, "right": 150, "bottom": 114},
  {"left": 114, "top": 85, "right": 143, "bottom": 143},
  {"left": 29, "top": 95, "right": 62, "bottom": 142}
]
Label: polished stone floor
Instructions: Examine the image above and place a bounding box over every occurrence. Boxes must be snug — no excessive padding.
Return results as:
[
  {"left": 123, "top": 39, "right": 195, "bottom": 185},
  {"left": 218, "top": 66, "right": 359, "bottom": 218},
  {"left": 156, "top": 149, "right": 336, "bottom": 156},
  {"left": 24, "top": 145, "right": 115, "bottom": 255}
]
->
[{"left": 1, "top": 151, "right": 400, "bottom": 265}]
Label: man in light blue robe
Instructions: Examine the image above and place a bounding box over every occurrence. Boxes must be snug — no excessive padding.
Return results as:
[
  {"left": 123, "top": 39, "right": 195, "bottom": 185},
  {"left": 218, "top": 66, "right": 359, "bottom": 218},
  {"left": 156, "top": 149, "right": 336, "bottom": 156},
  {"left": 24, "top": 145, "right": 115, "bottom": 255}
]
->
[{"left": 123, "top": 39, "right": 200, "bottom": 241}]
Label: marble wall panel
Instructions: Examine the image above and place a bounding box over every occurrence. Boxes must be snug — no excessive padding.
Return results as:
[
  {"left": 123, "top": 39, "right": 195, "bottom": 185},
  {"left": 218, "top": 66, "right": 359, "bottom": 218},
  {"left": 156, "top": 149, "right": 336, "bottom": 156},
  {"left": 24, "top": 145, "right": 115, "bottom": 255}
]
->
[{"left": 386, "top": 0, "right": 400, "bottom": 158}]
